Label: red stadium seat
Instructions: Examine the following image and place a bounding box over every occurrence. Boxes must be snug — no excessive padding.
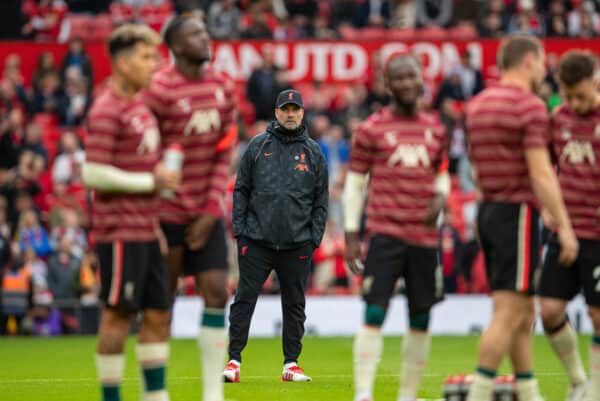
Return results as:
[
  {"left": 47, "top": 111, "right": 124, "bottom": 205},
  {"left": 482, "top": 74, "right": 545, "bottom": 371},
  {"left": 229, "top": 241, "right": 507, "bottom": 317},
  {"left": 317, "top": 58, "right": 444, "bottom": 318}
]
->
[
  {"left": 449, "top": 25, "right": 478, "bottom": 41},
  {"left": 388, "top": 28, "right": 416, "bottom": 41},
  {"left": 358, "top": 27, "right": 387, "bottom": 41},
  {"left": 418, "top": 26, "right": 447, "bottom": 41}
]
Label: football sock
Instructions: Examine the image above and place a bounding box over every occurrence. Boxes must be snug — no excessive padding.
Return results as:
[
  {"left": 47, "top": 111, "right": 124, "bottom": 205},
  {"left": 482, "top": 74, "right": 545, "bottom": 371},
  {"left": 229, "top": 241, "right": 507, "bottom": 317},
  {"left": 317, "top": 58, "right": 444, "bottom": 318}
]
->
[
  {"left": 466, "top": 367, "right": 496, "bottom": 401},
  {"left": 96, "top": 353, "right": 125, "bottom": 401},
  {"left": 398, "top": 330, "right": 430, "bottom": 401},
  {"left": 585, "top": 336, "right": 600, "bottom": 401},
  {"left": 515, "top": 372, "right": 543, "bottom": 401},
  {"left": 354, "top": 326, "right": 383, "bottom": 400},
  {"left": 545, "top": 319, "right": 586, "bottom": 386},
  {"left": 136, "top": 343, "right": 169, "bottom": 401},
  {"left": 199, "top": 308, "right": 227, "bottom": 401}
]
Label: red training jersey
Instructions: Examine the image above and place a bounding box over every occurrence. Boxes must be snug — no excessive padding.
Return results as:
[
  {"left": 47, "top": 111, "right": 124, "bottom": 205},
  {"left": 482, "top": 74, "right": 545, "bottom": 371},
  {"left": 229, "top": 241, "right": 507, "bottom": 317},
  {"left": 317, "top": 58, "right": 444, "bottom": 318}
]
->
[
  {"left": 86, "top": 87, "right": 161, "bottom": 243},
  {"left": 466, "top": 84, "right": 549, "bottom": 206},
  {"left": 144, "top": 64, "right": 237, "bottom": 224},
  {"left": 349, "top": 107, "right": 447, "bottom": 247},
  {"left": 551, "top": 103, "right": 600, "bottom": 240}
]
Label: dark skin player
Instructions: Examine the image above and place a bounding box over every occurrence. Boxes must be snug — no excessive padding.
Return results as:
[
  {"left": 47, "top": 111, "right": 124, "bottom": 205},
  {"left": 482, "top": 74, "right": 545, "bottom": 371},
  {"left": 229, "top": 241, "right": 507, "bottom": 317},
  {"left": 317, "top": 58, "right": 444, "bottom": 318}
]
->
[
  {"left": 345, "top": 55, "right": 445, "bottom": 274},
  {"left": 164, "top": 18, "right": 228, "bottom": 310}
]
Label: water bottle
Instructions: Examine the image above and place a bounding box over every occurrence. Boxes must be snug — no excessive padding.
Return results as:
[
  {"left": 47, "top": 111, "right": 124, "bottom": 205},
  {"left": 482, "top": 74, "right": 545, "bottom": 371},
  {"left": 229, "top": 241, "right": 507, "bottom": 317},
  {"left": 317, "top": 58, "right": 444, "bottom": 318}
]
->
[{"left": 160, "top": 143, "right": 183, "bottom": 199}]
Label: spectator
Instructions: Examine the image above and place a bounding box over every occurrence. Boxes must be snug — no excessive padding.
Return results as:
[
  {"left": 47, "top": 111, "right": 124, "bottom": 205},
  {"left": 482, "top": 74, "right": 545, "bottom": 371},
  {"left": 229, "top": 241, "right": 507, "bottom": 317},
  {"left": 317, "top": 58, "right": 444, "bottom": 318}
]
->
[
  {"left": 3, "top": 54, "right": 24, "bottom": 87},
  {"left": 311, "top": 221, "right": 350, "bottom": 294},
  {"left": 545, "top": 0, "right": 569, "bottom": 37},
  {"left": 417, "top": 0, "right": 453, "bottom": 27},
  {"left": 23, "top": 246, "right": 49, "bottom": 302},
  {"left": 18, "top": 209, "right": 51, "bottom": 258},
  {"left": 21, "top": 123, "right": 48, "bottom": 166},
  {"left": 452, "top": 0, "right": 481, "bottom": 27},
  {"left": 246, "top": 48, "right": 290, "bottom": 121},
  {"left": 0, "top": 195, "right": 10, "bottom": 239},
  {"left": 1, "top": 150, "right": 42, "bottom": 230},
  {"left": 318, "top": 124, "right": 349, "bottom": 185},
  {"left": 58, "top": 66, "right": 90, "bottom": 126},
  {"left": 1, "top": 254, "right": 31, "bottom": 335},
  {"left": 441, "top": 98, "right": 466, "bottom": 174},
  {"left": 477, "top": 0, "right": 509, "bottom": 37},
  {"left": 508, "top": 0, "right": 545, "bottom": 36},
  {"left": 21, "top": 0, "right": 68, "bottom": 42},
  {"left": 440, "top": 209, "right": 462, "bottom": 293},
  {"left": 285, "top": 0, "right": 318, "bottom": 20},
  {"left": 354, "top": 0, "right": 391, "bottom": 27},
  {"left": 313, "top": 15, "right": 337, "bottom": 39},
  {"left": 32, "top": 52, "right": 58, "bottom": 93},
  {"left": 46, "top": 235, "right": 80, "bottom": 333},
  {"left": 364, "top": 77, "right": 391, "bottom": 114},
  {"left": 207, "top": 0, "right": 242, "bottom": 39},
  {"left": 50, "top": 208, "right": 86, "bottom": 259},
  {"left": 457, "top": 49, "right": 484, "bottom": 99},
  {"left": 389, "top": 0, "right": 417, "bottom": 28},
  {"left": 32, "top": 70, "right": 64, "bottom": 116},
  {"left": 78, "top": 248, "right": 100, "bottom": 304},
  {"left": 59, "top": 38, "right": 93, "bottom": 91},
  {"left": 240, "top": 3, "right": 277, "bottom": 39},
  {"left": 52, "top": 131, "right": 84, "bottom": 184},
  {"left": 568, "top": 0, "right": 600, "bottom": 37},
  {"left": 434, "top": 67, "right": 466, "bottom": 111},
  {"left": 0, "top": 109, "right": 22, "bottom": 170},
  {"left": 330, "top": 0, "right": 358, "bottom": 28}
]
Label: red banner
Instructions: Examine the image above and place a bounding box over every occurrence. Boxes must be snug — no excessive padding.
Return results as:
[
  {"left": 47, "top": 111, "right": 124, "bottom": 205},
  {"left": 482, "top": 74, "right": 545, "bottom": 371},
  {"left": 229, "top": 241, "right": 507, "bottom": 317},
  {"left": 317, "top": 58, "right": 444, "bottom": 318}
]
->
[{"left": 1, "top": 39, "right": 598, "bottom": 86}]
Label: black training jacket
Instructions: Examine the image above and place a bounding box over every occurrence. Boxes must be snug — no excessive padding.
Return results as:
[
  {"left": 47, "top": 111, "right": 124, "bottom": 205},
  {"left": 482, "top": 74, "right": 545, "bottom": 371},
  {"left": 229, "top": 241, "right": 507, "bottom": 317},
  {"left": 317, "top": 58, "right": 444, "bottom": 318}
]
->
[{"left": 233, "top": 120, "right": 329, "bottom": 250}]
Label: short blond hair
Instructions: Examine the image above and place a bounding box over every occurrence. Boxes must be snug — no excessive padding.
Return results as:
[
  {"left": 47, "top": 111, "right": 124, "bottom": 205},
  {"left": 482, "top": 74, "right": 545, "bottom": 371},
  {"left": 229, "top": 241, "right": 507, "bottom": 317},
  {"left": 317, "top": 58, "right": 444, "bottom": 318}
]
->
[{"left": 108, "top": 23, "right": 161, "bottom": 59}]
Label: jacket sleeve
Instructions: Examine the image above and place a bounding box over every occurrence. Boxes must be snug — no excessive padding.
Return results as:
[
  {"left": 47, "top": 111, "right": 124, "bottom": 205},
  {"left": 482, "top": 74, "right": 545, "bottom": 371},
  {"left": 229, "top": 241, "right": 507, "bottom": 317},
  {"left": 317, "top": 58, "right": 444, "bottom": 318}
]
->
[
  {"left": 311, "top": 150, "right": 329, "bottom": 248},
  {"left": 232, "top": 143, "right": 254, "bottom": 238}
]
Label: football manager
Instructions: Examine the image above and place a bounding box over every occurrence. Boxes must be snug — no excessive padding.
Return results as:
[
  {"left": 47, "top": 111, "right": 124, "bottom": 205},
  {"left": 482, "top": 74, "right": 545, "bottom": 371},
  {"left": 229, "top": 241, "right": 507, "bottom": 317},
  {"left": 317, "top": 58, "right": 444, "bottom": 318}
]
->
[{"left": 224, "top": 89, "right": 329, "bottom": 383}]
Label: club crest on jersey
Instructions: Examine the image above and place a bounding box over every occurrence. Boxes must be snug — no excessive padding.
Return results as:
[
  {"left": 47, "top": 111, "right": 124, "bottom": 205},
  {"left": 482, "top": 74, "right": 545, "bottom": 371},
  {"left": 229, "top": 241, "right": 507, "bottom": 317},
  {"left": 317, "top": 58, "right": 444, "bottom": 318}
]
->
[
  {"left": 177, "top": 98, "right": 191, "bottom": 113},
  {"left": 384, "top": 131, "right": 397, "bottom": 147},
  {"left": 561, "top": 129, "right": 572, "bottom": 140},
  {"left": 424, "top": 128, "right": 433, "bottom": 143},
  {"left": 215, "top": 88, "right": 225, "bottom": 105},
  {"left": 294, "top": 153, "right": 309, "bottom": 172},
  {"left": 387, "top": 144, "right": 431, "bottom": 168},
  {"left": 560, "top": 140, "right": 596, "bottom": 165},
  {"left": 137, "top": 127, "right": 160, "bottom": 154},
  {"left": 184, "top": 109, "right": 221, "bottom": 135}
]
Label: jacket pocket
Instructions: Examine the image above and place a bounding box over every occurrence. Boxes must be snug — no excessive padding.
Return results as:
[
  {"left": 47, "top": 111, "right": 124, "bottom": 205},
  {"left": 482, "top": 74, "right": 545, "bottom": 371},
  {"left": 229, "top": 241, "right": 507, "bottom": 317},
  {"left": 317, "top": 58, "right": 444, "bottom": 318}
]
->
[{"left": 247, "top": 191, "right": 279, "bottom": 243}]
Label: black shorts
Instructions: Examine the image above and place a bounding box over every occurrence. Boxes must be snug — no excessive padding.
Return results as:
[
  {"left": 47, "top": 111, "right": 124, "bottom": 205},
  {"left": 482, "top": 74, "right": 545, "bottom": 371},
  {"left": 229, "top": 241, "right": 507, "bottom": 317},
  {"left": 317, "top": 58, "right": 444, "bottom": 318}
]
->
[
  {"left": 477, "top": 202, "right": 540, "bottom": 294},
  {"left": 538, "top": 236, "right": 600, "bottom": 306},
  {"left": 362, "top": 234, "right": 443, "bottom": 315},
  {"left": 160, "top": 219, "right": 228, "bottom": 276},
  {"left": 96, "top": 240, "right": 169, "bottom": 312}
]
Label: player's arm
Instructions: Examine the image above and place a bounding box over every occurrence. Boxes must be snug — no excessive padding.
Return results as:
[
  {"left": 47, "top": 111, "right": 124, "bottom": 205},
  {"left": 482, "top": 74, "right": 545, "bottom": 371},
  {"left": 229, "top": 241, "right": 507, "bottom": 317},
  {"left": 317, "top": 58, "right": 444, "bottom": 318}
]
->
[
  {"left": 523, "top": 100, "right": 578, "bottom": 265},
  {"left": 342, "top": 123, "right": 373, "bottom": 274},
  {"left": 310, "top": 150, "right": 329, "bottom": 249}
]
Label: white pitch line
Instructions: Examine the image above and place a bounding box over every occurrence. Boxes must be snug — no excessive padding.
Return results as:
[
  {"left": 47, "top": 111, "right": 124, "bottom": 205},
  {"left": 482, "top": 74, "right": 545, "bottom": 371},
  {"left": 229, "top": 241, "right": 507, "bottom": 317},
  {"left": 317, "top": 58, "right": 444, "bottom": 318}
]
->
[{"left": 0, "top": 372, "right": 566, "bottom": 385}]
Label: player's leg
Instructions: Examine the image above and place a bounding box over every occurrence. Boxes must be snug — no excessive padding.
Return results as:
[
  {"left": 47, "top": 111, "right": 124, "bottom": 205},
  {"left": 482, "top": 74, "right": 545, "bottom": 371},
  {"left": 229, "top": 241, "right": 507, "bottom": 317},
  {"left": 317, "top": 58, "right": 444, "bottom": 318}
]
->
[
  {"left": 354, "top": 235, "right": 406, "bottom": 401},
  {"left": 538, "top": 234, "right": 586, "bottom": 399},
  {"left": 275, "top": 243, "right": 313, "bottom": 382},
  {"left": 160, "top": 222, "right": 186, "bottom": 301},
  {"left": 398, "top": 245, "right": 443, "bottom": 401},
  {"left": 227, "top": 237, "right": 273, "bottom": 370},
  {"left": 579, "top": 239, "right": 600, "bottom": 401},
  {"left": 96, "top": 241, "right": 137, "bottom": 401},
  {"left": 468, "top": 203, "right": 542, "bottom": 401},
  {"left": 135, "top": 241, "right": 171, "bottom": 401}
]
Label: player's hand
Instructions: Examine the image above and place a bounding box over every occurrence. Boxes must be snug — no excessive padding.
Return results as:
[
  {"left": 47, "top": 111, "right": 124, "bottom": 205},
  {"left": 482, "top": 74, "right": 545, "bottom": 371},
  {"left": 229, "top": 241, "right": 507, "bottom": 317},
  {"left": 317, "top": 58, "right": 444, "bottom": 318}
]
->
[
  {"left": 345, "top": 231, "right": 363, "bottom": 275},
  {"left": 153, "top": 163, "right": 180, "bottom": 191},
  {"left": 557, "top": 225, "right": 579, "bottom": 267},
  {"left": 424, "top": 194, "right": 445, "bottom": 227},
  {"left": 186, "top": 214, "right": 217, "bottom": 251},
  {"left": 541, "top": 208, "right": 558, "bottom": 231}
]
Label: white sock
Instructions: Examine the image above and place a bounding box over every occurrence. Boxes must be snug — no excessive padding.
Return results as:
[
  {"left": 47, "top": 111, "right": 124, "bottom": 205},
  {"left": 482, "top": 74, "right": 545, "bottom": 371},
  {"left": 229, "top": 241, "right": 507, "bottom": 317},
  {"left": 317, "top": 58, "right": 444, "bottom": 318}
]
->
[
  {"left": 353, "top": 326, "right": 383, "bottom": 400},
  {"left": 546, "top": 323, "right": 586, "bottom": 386},
  {"left": 516, "top": 378, "right": 543, "bottom": 401},
  {"left": 136, "top": 342, "right": 170, "bottom": 401},
  {"left": 466, "top": 372, "right": 494, "bottom": 401},
  {"left": 284, "top": 362, "right": 297, "bottom": 370},
  {"left": 199, "top": 326, "right": 228, "bottom": 401},
  {"left": 398, "top": 330, "right": 431, "bottom": 401},
  {"left": 585, "top": 341, "right": 600, "bottom": 401},
  {"left": 96, "top": 353, "right": 125, "bottom": 399}
]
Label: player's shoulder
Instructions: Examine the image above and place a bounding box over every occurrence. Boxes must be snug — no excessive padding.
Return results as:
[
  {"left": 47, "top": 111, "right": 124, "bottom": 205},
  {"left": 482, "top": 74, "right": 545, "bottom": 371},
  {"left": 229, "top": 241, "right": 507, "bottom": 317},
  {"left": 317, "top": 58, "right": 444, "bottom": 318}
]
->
[
  {"left": 417, "top": 110, "right": 443, "bottom": 127},
  {"left": 358, "top": 107, "right": 390, "bottom": 133},
  {"left": 551, "top": 103, "right": 570, "bottom": 119},
  {"left": 204, "top": 65, "right": 235, "bottom": 86},
  {"left": 88, "top": 87, "right": 120, "bottom": 118}
]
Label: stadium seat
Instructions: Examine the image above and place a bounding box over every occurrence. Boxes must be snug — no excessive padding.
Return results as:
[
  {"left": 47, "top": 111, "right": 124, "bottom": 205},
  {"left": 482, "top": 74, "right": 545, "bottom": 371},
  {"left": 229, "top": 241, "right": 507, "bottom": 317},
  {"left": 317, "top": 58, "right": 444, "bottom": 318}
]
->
[
  {"left": 358, "top": 27, "right": 387, "bottom": 41},
  {"left": 418, "top": 26, "right": 447, "bottom": 41},
  {"left": 388, "top": 28, "right": 416, "bottom": 41},
  {"left": 449, "top": 25, "right": 478, "bottom": 41}
]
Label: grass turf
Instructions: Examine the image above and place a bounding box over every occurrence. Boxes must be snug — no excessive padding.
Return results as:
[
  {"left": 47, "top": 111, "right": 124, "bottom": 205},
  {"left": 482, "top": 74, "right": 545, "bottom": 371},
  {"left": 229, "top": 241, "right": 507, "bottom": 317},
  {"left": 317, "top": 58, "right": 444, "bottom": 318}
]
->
[{"left": 0, "top": 335, "right": 590, "bottom": 401}]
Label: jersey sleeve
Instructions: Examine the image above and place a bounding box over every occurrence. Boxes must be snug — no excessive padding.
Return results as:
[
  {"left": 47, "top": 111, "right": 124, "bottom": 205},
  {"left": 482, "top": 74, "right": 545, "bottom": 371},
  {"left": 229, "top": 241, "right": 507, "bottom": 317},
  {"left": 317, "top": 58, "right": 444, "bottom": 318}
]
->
[{"left": 349, "top": 121, "right": 376, "bottom": 174}]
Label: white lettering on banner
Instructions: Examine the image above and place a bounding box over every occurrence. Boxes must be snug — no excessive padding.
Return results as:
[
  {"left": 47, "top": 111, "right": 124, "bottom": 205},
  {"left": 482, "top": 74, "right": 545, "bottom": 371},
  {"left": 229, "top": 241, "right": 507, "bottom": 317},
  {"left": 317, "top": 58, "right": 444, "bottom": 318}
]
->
[
  {"left": 332, "top": 44, "right": 367, "bottom": 81},
  {"left": 211, "top": 42, "right": 483, "bottom": 82},
  {"left": 171, "top": 295, "right": 594, "bottom": 338}
]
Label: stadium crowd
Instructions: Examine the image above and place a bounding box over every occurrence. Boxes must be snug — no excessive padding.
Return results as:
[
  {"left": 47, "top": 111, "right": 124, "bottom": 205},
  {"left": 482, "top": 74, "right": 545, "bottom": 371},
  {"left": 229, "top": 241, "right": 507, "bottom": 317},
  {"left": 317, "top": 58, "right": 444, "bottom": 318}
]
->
[{"left": 0, "top": 0, "right": 597, "bottom": 335}]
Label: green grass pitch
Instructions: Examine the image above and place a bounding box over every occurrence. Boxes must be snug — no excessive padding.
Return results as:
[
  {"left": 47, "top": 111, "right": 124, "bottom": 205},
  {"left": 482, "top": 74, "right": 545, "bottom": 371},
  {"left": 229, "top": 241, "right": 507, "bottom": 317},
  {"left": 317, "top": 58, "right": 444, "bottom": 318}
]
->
[{"left": 0, "top": 335, "right": 590, "bottom": 401}]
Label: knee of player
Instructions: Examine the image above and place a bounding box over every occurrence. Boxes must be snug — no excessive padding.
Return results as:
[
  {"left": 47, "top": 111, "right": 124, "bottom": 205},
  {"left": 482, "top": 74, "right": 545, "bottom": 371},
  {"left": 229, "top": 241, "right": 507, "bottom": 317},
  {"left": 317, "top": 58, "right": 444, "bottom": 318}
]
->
[
  {"left": 142, "top": 310, "right": 171, "bottom": 332},
  {"left": 408, "top": 310, "right": 431, "bottom": 332},
  {"left": 204, "top": 289, "right": 229, "bottom": 309},
  {"left": 539, "top": 299, "right": 567, "bottom": 328},
  {"left": 364, "top": 304, "right": 387, "bottom": 327}
]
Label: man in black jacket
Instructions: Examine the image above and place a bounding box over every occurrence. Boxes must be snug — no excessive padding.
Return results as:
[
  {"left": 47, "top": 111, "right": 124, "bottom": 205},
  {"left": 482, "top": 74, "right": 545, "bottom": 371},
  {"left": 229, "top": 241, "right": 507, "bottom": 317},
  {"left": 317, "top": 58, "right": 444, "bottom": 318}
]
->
[{"left": 224, "top": 89, "right": 328, "bottom": 383}]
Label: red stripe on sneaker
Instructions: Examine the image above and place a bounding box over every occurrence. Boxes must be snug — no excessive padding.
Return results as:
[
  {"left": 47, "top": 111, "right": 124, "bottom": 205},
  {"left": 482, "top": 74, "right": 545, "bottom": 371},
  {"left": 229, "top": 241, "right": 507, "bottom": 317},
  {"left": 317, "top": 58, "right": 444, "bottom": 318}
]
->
[{"left": 108, "top": 241, "right": 123, "bottom": 305}]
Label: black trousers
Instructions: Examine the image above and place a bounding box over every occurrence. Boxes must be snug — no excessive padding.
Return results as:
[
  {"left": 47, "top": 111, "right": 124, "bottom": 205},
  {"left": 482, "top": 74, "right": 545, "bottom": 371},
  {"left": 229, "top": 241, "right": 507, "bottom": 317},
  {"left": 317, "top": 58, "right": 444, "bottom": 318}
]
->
[{"left": 228, "top": 238, "right": 313, "bottom": 364}]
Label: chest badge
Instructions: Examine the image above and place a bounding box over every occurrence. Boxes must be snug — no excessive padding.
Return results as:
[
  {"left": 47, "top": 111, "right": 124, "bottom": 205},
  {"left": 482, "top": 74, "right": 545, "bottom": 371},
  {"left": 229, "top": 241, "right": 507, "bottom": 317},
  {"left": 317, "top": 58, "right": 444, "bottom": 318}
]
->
[{"left": 294, "top": 153, "right": 309, "bottom": 172}]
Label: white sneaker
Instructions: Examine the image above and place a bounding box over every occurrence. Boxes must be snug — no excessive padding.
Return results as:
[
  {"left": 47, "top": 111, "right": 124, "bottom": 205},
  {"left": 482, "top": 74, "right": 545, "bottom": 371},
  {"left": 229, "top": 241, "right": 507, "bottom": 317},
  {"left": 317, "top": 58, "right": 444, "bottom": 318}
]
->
[
  {"left": 281, "top": 364, "right": 311, "bottom": 382},
  {"left": 354, "top": 391, "right": 373, "bottom": 401},
  {"left": 567, "top": 381, "right": 588, "bottom": 401}
]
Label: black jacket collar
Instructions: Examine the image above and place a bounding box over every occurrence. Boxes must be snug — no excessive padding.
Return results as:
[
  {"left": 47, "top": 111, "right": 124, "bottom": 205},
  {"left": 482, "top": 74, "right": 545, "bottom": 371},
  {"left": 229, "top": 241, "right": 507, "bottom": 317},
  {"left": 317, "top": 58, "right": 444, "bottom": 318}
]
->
[{"left": 266, "top": 120, "right": 308, "bottom": 143}]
